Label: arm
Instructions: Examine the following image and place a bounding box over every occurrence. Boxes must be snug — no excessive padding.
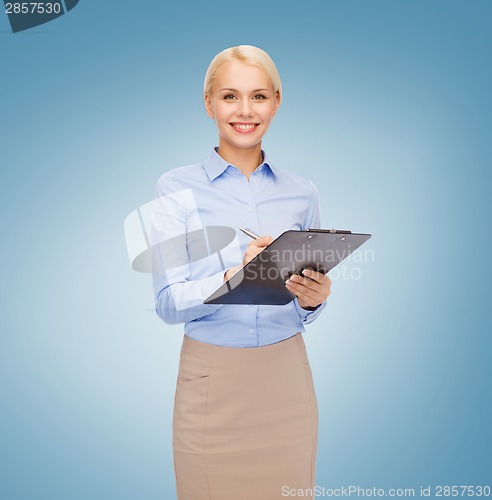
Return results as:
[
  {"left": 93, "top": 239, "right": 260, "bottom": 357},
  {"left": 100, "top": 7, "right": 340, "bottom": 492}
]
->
[
  {"left": 288, "top": 180, "right": 330, "bottom": 324},
  {"left": 150, "top": 175, "right": 225, "bottom": 325}
]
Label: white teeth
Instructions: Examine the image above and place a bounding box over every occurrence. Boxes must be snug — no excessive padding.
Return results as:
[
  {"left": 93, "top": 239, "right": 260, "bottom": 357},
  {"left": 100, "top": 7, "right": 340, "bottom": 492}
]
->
[{"left": 233, "top": 123, "right": 256, "bottom": 130}]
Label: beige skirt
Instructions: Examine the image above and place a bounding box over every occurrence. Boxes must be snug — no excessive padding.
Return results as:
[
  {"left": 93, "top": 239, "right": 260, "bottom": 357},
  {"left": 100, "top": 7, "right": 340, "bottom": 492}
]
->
[{"left": 172, "top": 332, "right": 318, "bottom": 500}]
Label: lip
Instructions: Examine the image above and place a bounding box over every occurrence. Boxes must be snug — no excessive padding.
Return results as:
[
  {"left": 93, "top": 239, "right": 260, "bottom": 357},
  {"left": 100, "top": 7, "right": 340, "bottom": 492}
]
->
[{"left": 229, "top": 122, "right": 260, "bottom": 134}]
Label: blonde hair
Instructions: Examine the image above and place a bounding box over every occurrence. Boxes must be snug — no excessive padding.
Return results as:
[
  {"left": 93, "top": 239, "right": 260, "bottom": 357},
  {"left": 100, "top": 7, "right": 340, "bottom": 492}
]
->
[{"left": 203, "top": 45, "right": 282, "bottom": 105}]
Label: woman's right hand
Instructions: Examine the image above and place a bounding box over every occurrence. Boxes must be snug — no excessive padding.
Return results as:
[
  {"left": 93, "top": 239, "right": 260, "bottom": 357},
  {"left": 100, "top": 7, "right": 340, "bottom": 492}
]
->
[{"left": 224, "top": 235, "right": 273, "bottom": 282}]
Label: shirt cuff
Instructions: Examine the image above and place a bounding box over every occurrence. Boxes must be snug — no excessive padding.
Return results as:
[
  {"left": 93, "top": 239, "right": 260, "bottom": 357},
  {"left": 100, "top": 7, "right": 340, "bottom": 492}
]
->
[{"left": 294, "top": 297, "right": 327, "bottom": 323}]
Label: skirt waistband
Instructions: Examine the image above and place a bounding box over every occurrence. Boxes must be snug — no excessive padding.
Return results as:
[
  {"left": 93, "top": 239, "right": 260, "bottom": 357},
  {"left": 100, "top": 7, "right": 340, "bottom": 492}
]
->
[{"left": 180, "top": 331, "right": 309, "bottom": 365}]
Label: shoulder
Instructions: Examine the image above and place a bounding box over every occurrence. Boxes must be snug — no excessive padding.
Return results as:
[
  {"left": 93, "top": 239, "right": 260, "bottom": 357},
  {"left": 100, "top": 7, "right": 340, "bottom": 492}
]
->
[
  {"left": 154, "top": 162, "right": 203, "bottom": 196},
  {"left": 272, "top": 163, "right": 319, "bottom": 196}
]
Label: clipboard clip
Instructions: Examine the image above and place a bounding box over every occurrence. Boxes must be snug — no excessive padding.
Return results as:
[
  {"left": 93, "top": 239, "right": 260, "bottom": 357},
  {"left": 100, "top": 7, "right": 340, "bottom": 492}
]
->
[{"left": 307, "top": 228, "right": 352, "bottom": 234}]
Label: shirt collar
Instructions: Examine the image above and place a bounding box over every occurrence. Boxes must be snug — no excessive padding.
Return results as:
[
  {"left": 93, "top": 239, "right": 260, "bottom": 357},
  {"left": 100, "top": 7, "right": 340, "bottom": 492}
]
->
[{"left": 202, "top": 147, "right": 277, "bottom": 181}]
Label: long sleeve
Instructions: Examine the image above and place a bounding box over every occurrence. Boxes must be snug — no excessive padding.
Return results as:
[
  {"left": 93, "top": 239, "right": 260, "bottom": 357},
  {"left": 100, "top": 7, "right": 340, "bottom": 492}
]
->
[
  {"left": 293, "top": 179, "right": 328, "bottom": 324},
  {"left": 151, "top": 174, "right": 225, "bottom": 325}
]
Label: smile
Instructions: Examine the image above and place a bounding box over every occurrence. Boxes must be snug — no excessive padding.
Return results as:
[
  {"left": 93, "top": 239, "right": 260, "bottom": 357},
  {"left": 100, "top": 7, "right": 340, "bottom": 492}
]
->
[{"left": 229, "top": 123, "right": 260, "bottom": 133}]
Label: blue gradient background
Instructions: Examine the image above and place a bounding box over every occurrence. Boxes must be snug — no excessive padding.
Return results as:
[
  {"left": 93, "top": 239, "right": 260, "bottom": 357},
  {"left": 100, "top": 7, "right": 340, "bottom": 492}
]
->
[{"left": 1, "top": 1, "right": 491, "bottom": 498}]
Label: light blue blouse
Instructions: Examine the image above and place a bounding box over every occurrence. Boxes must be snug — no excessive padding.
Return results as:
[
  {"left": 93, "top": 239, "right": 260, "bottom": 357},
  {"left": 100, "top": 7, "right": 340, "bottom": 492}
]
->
[{"left": 152, "top": 147, "right": 327, "bottom": 347}]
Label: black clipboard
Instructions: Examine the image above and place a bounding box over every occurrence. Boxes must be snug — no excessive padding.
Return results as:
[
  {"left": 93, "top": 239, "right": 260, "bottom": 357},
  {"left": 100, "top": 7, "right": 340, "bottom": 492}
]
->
[{"left": 204, "top": 229, "right": 372, "bottom": 305}]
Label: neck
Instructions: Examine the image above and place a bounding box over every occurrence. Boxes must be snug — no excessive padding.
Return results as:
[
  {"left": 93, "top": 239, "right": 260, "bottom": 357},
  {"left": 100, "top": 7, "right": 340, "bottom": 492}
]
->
[{"left": 217, "top": 142, "right": 263, "bottom": 179}]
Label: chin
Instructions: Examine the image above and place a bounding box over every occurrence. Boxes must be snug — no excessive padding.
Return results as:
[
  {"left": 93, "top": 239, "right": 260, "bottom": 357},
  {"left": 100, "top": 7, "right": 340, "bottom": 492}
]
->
[{"left": 231, "top": 140, "right": 262, "bottom": 150}]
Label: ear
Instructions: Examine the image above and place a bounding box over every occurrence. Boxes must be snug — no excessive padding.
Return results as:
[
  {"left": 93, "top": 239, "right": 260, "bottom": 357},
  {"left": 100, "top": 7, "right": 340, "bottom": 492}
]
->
[
  {"left": 272, "top": 91, "right": 281, "bottom": 117},
  {"left": 204, "top": 93, "right": 215, "bottom": 120}
]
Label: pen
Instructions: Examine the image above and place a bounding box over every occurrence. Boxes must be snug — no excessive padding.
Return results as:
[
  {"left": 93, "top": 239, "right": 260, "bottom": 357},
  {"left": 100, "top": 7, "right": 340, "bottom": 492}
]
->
[{"left": 239, "top": 227, "right": 260, "bottom": 240}]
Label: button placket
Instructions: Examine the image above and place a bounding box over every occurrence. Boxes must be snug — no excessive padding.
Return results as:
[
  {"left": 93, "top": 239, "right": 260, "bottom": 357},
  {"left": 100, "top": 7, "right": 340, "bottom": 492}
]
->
[{"left": 244, "top": 175, "right": 262, "bottom": 235}]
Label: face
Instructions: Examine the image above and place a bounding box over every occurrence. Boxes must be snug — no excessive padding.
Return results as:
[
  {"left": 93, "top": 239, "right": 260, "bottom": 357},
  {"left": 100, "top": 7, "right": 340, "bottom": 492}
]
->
[{"left": 204, "top": 60, "right": 280, "bottom": 153}]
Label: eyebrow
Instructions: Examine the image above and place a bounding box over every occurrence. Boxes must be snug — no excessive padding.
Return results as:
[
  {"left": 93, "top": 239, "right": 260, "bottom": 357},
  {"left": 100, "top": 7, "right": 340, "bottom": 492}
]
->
[{"left": 218, "top": 88, "right": 271, "bottom": 93}]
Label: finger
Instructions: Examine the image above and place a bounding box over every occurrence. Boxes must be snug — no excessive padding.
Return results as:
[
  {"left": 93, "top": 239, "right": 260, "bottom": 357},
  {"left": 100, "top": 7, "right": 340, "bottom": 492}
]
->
[
  {"left": 285, "top": 280, "right": 322, "bottom": 304},
  {"left": 301, "top": 269, "right": 328, "bottom": 284},
  {"left": 253, "top": 235, "right": 273, "bottom": 247},
  {"left": 287, "top": 274, "right": 332, "bottom": 304},
  {"left": 303, "top": 270, "right": 332, "bottom": 290},
  {"left": 286, "top": 275, "right": 323, "bottom": 296},
  {"left": 288, "top": 274, "right": 323, "bottom": 293},
  {"left": 244, "top": 236, "right": 272, "bottom": 263}
]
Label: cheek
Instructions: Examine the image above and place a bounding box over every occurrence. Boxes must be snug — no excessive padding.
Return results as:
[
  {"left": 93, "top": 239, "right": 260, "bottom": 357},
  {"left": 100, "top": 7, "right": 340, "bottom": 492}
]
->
[
  {"left": 262, "top": 113, "right": 275, "bottom": 125},
  {"left": 263, "top": 105, "right": 276, "bottom": 121},
  {"left": 214, "top": 102, "right": 230, "bottom": 118}
]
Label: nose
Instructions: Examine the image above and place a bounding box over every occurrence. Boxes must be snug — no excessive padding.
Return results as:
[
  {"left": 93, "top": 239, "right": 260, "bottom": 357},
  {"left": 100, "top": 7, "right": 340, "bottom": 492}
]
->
[{"left": 238, "top": 99, "right": 254, "bottom": 118}]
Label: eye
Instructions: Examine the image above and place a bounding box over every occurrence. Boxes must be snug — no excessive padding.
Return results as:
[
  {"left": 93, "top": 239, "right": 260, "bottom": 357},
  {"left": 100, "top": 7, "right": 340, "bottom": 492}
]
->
[
  {"left": 253, "top": 94, "right": 267, "bottom": 100},
  {"left": 224, "top": 94, "right": 237, "bottom": 100}
]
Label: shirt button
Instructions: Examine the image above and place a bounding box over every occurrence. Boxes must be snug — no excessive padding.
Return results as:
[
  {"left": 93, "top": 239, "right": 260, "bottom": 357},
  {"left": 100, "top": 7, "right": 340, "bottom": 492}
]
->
[
  {"left": 248, "top": 329, "right": 254, "bottom": 334},
  {"left": 247, "top": 206, "right": 253, "bottom": 211}
]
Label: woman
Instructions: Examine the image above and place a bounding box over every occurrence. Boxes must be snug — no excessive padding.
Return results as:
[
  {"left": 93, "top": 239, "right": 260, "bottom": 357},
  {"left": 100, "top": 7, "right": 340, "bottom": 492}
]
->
[{"left": 151, "top": 45, "right": 332, "bottom": 500}]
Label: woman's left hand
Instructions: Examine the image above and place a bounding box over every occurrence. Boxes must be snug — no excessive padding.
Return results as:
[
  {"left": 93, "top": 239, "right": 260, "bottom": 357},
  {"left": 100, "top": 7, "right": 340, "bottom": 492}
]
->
[{"left": 285, "top": 269, "right": 332, "bottom": 309}]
